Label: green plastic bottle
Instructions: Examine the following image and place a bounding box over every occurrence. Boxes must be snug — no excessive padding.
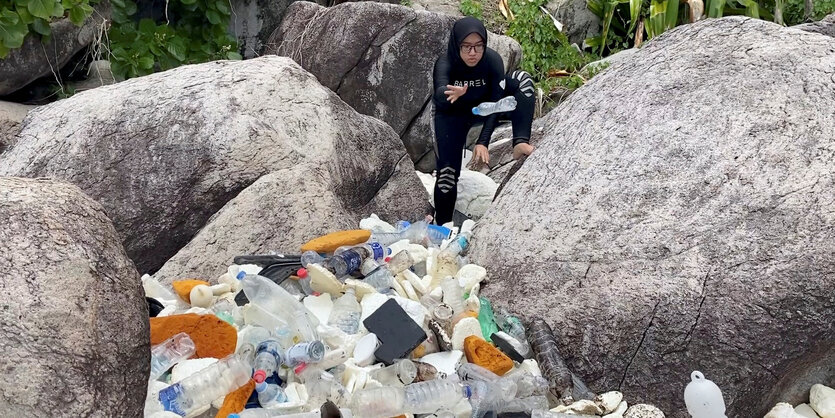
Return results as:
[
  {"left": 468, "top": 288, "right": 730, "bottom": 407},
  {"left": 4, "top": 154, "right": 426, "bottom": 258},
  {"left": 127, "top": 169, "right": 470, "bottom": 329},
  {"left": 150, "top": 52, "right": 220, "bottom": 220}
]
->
[{"left": 477, "top": 296, "right": 500, "bottom": 341}]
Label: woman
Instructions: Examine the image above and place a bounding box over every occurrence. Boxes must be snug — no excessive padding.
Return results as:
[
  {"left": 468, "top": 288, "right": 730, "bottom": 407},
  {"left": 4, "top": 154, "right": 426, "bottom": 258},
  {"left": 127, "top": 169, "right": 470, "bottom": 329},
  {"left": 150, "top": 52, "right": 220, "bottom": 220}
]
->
[{"left": 432, "top": 17, "right": 535, "bottom": 225}]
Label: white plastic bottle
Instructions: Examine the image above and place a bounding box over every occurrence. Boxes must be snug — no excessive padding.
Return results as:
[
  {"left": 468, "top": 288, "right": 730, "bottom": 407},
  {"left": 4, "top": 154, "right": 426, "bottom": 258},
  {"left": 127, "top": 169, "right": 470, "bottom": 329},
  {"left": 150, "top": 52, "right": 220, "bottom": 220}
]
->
[
  {"left": 684, "top": 371, "right": 727, "bottom": 418},
  {"left": 149, "top": 332, "right": 196, "bottom": 382},
  {"left": 157, "top": 355, "right": 250, "bottom": 416},
  {"left": 441, "top": 276, "right": 466, "bottom": 317},
  {"left": 472, "top": 96, "right": 517, "bottom": 116},
  {"left": 328, "top": 288, "right": 361, "bottom": 334},
  {"left": 369, "top": 359, "right": 418, "bottom": 386}
]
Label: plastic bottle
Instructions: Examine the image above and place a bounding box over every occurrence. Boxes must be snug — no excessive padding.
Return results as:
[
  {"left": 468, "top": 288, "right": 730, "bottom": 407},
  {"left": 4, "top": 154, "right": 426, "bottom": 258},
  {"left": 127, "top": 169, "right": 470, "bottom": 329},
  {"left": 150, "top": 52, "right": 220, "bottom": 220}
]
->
[
  {"left": 300, "top": 250, "right": 325, "bottom": 268},
  {"left": 326, "top": 243, "right": 387, "bottom": 276},
  {"left": 291, "top": 309, "right": 318, "bottom": 342},
  {"left": 149, "top": 332, "right": 196, "bottom": 382},
  {"left": 233, "top": 409, "right": 353, "bottom": 418},
  {"left": 297, "top": 366, "right": 350, "bottom": 407},
  {"left": 284, "top": 340, "right": 325, "bottom": 367},
  {"left": 369, "top": 359, "right": 418, "bottom": 386},
  {"left": 503, "top": 368, "right": 549, "bottom": 397},
  {"left": 295, "top": 268, "right": 314, "bottom": 295},
  {"left": 240, "top": 273, "right": 319, "bottom": 328},
  {"left": 387, "top": 250, "right": 415, "bottom": 275},
  {"left": 237, "top": 342, "right": 256, "bottom": 367},
  {"left": 371, "top": 221, "right": 451, "bottom": 247},
  {"left": 157, "top": 355, "right": 251, "bottom": 416},
  {"left": 253, "top": 339, "right": 285, "bottom": 382},
  {"left": 433, "top": 232, "right": 471, "bottom": 278},
  {"left": 469, "top": 379, "right": 519, "bottom": 418},
  {"left": 328, "top": 289, "right": 361, "bottom": 334},
  {"left": 334, "top": 242, "right": 390, "bottom": 261},
  {"left": 441, "top": 276, "right": 466, "bottom": 317},
  {"left": 684, "top": 371, "right": 727, "bottom": 418},
  {"left": 254, "top": 380, "right": 288, "bottom": 407},
  {"left": 531, "top": 410, "right": 598, "bottom": 418},
  {"left": 457, "top": 362, "right": 500, "bottom": 383},
  {"left": 472, "top": 96, "right": 517, "bottom": 116},
  {"left": 349, "top": 379, "right": 468, "bottom": 418},
  {"left": 496, "top": 395, "right": 550, "bottom": 413},
  {"left": 362, "top": 266, "right": 397, "bottom": 294}
]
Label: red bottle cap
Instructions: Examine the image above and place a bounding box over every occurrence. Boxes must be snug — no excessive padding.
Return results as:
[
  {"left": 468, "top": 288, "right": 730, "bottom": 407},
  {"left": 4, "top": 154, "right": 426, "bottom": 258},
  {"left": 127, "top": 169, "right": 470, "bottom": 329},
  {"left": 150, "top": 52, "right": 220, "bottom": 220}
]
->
[
  {"left": 297, "top": 268, "right": 308, "bottom": 278},
  {"left": 253, "top": 370, "right": 266, "bottom": 383}
]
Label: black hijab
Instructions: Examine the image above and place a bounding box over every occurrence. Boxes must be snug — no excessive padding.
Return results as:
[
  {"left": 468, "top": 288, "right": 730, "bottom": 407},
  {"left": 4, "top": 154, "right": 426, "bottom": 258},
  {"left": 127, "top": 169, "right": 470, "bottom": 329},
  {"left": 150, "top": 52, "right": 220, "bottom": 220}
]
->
[{"left": 447, "top": 17, "right": 488, "bottom": 69}]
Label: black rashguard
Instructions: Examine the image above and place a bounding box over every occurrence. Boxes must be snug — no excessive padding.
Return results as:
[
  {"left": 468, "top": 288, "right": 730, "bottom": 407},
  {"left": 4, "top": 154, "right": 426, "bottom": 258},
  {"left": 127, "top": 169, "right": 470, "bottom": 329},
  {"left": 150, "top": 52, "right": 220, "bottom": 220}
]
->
[{"left": 432, "top": 42, "right": 505, "bottom": 147}]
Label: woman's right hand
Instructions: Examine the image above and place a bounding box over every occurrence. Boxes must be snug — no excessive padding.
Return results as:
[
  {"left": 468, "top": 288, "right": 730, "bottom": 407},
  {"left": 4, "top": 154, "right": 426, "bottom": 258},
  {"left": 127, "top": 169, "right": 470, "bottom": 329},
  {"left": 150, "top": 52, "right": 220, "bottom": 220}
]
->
[
  {"left": 473, "top": 144, "right": 490, "bottom": 166},
  {"left": 444, "top": 84, "right": 468, "bottom": 103}
]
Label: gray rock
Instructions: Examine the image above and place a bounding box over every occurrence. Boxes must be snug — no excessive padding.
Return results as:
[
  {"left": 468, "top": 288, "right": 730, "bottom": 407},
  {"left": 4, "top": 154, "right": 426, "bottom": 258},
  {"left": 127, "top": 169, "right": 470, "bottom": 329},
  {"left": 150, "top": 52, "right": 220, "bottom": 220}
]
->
[
  {"left": 624, "top": 404, "right": 666, "bottom": 418},
  {"left": 546, "top": 0, "right": 601, "bottom": 45},
  {"left": 793, "top": 13, "right": 835, "bottom": 37},
  {"left": 0, "top": 56, "right": 428, "bottom": 274},
  {"left": 229, "top": 0, "right": 299, "bottom": 58},
  {"left": 154, "top": 155, "right": 429, "bottom": 285},
  {"left": 410, "top": 0, "right": 463, "bottom": 17},
  {"left": 0, "top": 101, "right": 33, "bottom": 154},
  {"left": 0, "top": 2, "right": 110, "bottom": 96},
  {"left": 0, "top": 177, "right": 149, "bottom": 417},
  {"left": 265, "top": 1, "right": 522, "bottom": 172},
  {"left": 470, "top": 17, "right": 835, "bottom": 418}
]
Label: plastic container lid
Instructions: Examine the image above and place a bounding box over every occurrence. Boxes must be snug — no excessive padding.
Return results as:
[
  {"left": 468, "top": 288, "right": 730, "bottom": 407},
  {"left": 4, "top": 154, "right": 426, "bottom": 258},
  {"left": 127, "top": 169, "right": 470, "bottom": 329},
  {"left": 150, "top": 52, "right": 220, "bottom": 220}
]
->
[
  {"left": 253, "top": 369, "right": 267, "bottom": 383},
  {"left": 353, "top": 333, "right": 380, "bottom": 367}
]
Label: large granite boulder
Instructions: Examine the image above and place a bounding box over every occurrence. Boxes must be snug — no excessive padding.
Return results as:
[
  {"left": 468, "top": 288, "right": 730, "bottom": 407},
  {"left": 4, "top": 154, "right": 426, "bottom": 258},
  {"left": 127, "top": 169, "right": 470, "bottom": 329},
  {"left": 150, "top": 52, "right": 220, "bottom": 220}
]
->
[
  {"left": 0, "top": 2, "right": 110, "bottom": 96},
  {"left": 470, "top": 17, "right": 835, "bottom": 418},
  {"left": 546, "top": 0, "right": 601, "bottom": 45},
  {"left": 794, "top": 13, "right": 835, "bottom": 37},
  {"left": 0, "top": 56, "right": 428, "bottom": 274},
  {"left": 230, "top": 0, "right": 300, "bottom": 58},
  {"left": 265, "top": 1, "right": 522, "bottom": 172},
  {"left": 0, "top": 177, "right": 149, "bottom": 417}
]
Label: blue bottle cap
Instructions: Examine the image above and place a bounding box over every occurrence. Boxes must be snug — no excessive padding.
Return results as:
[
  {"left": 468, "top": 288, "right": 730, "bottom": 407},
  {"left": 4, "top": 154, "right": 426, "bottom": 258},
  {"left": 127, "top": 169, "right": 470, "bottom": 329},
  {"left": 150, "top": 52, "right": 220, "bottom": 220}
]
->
[
  {"left": 236, "top": 271, "right": 245, "bottom": 280},
  {"left": 472, "top": 107, "right": 479, "bottom": 115}
]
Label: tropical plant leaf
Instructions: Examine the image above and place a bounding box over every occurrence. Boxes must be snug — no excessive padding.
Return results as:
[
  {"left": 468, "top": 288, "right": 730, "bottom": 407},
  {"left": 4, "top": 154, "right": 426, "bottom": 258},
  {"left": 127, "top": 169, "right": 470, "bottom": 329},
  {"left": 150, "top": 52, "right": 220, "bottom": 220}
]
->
[{"left": 31, "top": 17, "right": 52, "bottom": 36}]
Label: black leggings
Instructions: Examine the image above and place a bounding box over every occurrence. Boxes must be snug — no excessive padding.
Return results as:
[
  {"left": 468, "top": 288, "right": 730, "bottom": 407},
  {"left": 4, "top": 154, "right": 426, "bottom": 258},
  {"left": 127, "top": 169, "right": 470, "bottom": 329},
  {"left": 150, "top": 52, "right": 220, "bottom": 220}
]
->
[{"left": 433, "top": 70, "right": 535, "bottom": 225}]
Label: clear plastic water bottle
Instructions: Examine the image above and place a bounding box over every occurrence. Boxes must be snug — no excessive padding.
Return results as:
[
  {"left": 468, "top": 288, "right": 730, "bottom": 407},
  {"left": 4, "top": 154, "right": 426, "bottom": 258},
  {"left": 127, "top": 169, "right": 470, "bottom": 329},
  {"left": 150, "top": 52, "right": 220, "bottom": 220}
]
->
[
  {"left": 295, "top": 268, "right": 314, "bottom": 295},
  {"left": 335, "top": 242, "right": 390, "bottom": 261},
  {"left": 457, "top": 362, "right": 500, "bottom": 383},
  {"left": 297, "top": 366, "right": 350, "bottom": 407},
  {"left": 404, "top": 378, "right": 470, "bottom": 414},
  {"left": 325, "top": 249, "right": 364, "bottom": 276},
  {"left": 254, "top": 380, "right": 288, "bottom": 407},
  {"left": 503, "top": 368, "right": 549, "bottom": 397},
  {"left": 328, "top": 288, "right": 361, "bottom": 334},
  {"left": 496, "top": 395, "right": 550, "bottom": 413},
  {"left": 369, "top": 359, "right": 418, "bottom": 386},
  {"left": 157, "top": 355, "right": 250, "bottom": 416},
  {"left": 284, "top": 340, "right": 325, "bottom": 367},
  {"left": 349, "top": 386, "right": 406, "bottom": 418},
  {"left": 371, "top": 221, "right": 451, "bottom": 247},
  {"left": 300, "top": 250, "right": 325, "bottom": 268},
  {"left": 472, "top": 96, "right": 517, "bottom": 116},
  {"left": 387, "top": 250, "right": 415, "bottom": 275},
  {"left": 149, "top": 332, "right": 196, "bottom": 382},
  {"left": 362, "top": 266, "right": 397, "bottom": 294},
  {"left": 469, "top": 378, "right": 519, "bottom": 418},
  {"left": 252, "top": 339, "right": 284, "bottom": 382},
  {"left": 240, "top": 273, "right": 319, "bottom": 328}
]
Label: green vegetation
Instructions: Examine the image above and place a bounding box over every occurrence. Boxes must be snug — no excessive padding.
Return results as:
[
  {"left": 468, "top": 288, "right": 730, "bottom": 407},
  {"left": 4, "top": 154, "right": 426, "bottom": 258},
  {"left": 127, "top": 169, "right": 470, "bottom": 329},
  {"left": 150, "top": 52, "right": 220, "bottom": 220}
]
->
[
  {"left": 0, "top": 0, "right": 99, "bottom": 58},
  {"left": 586, "top": 0, "right": 835, "bottom": 56},
  {"left": 108, "top": 0, "right": 241, "bottom": 80}
]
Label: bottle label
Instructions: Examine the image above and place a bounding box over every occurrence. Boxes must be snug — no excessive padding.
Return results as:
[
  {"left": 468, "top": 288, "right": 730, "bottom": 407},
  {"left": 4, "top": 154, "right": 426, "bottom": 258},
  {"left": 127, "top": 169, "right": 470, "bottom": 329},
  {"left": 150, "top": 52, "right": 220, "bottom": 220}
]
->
[
  {"left": 285, "top": 342, "right": 315, "bottom": 365},
  {"left": 158, "top": 383, "right": 187, "bottom": 416},
  {"left": 340, "top": 250, "right": 362, "bottom": 274},
  {"left": 368, "top": 242, "right": 385, "bottom": 260}
]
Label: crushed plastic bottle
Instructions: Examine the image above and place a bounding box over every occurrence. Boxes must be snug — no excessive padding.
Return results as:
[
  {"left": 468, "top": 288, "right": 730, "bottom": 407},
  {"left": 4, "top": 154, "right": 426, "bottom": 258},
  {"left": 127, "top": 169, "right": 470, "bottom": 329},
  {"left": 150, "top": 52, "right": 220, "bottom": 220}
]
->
[
  {"left": 149, "top": 332, "right": 195, "bottom": 382},
  {"left": 472, "top": 96, "right": 517, "bottom": 116},
  {"left": 369, "top": 359, "right": 418, "bottom": 386},
  {"left": 349, "top": 378, "right": 470, "bottom": 418},
  {"left": 254, "top": 380, "right": 289, "bottom": 407},
  {"left": 157, "top": 355, "right": 250, "bottom": 416},
  {"left": 253, "top": 339, "right": 284, "bottom": 382},
  {"left": 284, "top": 340, "right": 325, "bottom": 367},
  {"left": 328, "top": 288, "right": 361, "bottom": 334}
]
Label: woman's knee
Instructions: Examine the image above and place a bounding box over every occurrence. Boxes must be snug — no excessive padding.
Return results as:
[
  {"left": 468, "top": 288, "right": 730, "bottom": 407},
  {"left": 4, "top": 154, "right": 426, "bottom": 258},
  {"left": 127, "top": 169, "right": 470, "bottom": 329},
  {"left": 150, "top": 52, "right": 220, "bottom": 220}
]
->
[
  {"left": 435, "top": 165, "right": 459, "bottom": 194},
  {"left": 506, "top": 70, "right": 534, "bottom": 98}
]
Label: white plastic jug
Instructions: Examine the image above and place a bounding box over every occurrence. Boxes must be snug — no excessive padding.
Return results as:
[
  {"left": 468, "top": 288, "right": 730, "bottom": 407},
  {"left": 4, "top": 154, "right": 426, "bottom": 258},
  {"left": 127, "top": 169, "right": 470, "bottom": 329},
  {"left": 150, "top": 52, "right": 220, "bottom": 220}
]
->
[{"left": 684, "top": 371, "right": 727, "bottom": 418}]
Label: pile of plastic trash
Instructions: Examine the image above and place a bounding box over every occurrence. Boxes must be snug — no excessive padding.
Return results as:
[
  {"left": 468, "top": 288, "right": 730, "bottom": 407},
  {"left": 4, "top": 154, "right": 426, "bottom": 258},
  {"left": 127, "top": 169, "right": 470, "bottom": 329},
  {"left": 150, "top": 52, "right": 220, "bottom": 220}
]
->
[{"left": 140, "top": 215, "right": 634, "bottom": 418}]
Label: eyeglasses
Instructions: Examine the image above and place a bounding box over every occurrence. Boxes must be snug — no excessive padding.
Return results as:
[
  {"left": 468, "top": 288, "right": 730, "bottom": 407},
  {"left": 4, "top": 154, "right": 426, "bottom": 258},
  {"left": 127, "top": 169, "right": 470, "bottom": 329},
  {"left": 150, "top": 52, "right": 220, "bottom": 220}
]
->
[{"left": 460, "top": 43, "right": 485, "bottom": 54}]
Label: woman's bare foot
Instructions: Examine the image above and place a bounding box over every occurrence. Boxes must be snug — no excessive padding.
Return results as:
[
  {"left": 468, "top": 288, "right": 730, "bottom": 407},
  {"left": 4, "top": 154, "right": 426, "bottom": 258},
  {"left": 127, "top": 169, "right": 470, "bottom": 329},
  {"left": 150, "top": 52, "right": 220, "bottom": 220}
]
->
[{"left": 513, "top": 142, "right": 534, "bottom": 160}]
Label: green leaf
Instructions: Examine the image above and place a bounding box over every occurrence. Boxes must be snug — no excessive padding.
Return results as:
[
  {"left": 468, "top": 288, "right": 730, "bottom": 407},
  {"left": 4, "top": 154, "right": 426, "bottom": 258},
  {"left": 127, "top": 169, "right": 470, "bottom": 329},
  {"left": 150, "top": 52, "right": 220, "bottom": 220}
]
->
[
  {"left": 68, "top": 4, "right": 93, "bottom": 25},
  {"left": 628, "top": 0, "right": 640, "bottom": 34},
  {"left": 138, "top": 55, "right": 154, "bottom": 69},
  {"left": 707, "top": 0, "right": 725, "bottom": 17},
  {"left": 138, "top": 18, "right": 156, "bottom": 35},
  {"left": 28, "top": 0, "right": 60, "bottom": 19},
  {"left": 31, "top": 17, "right": 51, "bottom": 36},
  {"left": 226, "top": 51, "right": 242, "bottom": 60},
  {"left": 0, "top": 8, "right": 28, "bottom": 48},
  {"left": 180, "top": 0, "right": 197, "bottom": 4},
  {"left": 0, "top": 42, "right": 8, "bottom": 58},
  {"left": 205, "top": 9, "right": 222, "bottom": 24},
  {"left": 599, "top": 0, "right": 617, "bottom": 54},
  {"left": 665, "top": 0, "right": 680, "bottom": 31},
  {"left": 647, "top": 0, "right": 666, "bottom": 38},
  {"left": 216, "top": 0, "right": 230, "bottom": 14},
  {"left": 16, "top": 7, "right": 34, "bottom": 24},
  {"left": 122, "top": 0, "right": 137, "bottom": 15},
  {"left": 166, "top": 37, "right": 187, "bottom": 61}
]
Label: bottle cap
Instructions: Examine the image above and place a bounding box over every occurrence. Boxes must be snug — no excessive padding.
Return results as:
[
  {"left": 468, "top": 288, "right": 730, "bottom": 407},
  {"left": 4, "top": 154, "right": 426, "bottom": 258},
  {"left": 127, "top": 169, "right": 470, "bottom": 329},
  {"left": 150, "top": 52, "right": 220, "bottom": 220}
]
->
[
  {"left": 294, "top": 363, "right": 308, "bottom": 375},
  {"left": 297, "top": 268, "right": 308, "bottom": 278},
  {"left": 471, "top": 107, "right": 479, "bottom": 115},
  {"left": 236, "top": 271, "right": 245, "bottom": 280},
  {"left": 228, "top": 415, "right": 240, "bottom": 418},
  {"left": 253, "top": 370, "right": 267, "bottom": 383}
]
